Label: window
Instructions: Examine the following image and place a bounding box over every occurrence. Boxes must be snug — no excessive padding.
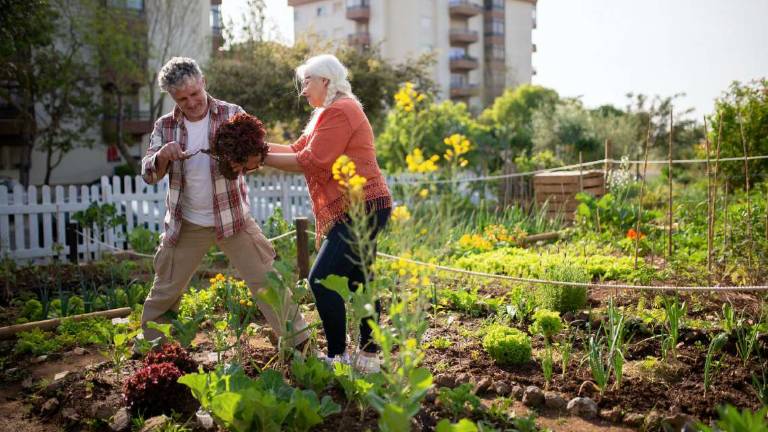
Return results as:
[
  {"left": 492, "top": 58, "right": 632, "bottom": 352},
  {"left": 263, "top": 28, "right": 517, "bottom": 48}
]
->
[
  {"left": 488, "top": 44, "right": 504, "bottom": 59},
  {"left": 210, "top": 4, "right": 223, "bottom": 33},
  {"left": 449, "top": 47, "right": 466, "bottom": 59},
  {"left": 107, "top": 0, "right": 144, "bottom": 11},
  {"left": 485, "top": 0, "right": 503, "bottom": 10},
  {"left": 333, "top": 1, "right": 342, "bottom": 13},
  {"left": 347, "top": 0, "right": 369, "bottom": 7},
  {"left": 486, "top": 18, "right": 504, "bottom": 35},
  {"left": 0, "top": 146, "right": 23, "bottom": 171},
  {"left": 451, "top": 74, "right": 467, "bottom": 87},
  {"left": 317, "top": 6, "right": 327, "bottom": 17}
]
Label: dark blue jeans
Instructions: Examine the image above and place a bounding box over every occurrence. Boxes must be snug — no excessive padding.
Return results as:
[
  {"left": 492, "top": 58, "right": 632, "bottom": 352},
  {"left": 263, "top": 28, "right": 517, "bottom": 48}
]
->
[{"left": 308, "top": 207, "right": 391, "bottom": 357}]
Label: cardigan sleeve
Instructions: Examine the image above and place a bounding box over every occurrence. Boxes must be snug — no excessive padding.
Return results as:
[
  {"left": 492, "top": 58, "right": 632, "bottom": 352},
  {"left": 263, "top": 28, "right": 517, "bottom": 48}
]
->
[
  {"left": 295, "top": 107, "right": 353, "bottom": 181},
  {"left": 289, "top": 134, "right": 309, "bottom": 153}
]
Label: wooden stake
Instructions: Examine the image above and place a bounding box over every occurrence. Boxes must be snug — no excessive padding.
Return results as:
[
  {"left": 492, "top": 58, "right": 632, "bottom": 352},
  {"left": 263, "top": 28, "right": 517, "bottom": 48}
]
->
[
  {"left": 295, "top": 217, "right": 310, "bottom": 279},
  {"left": 634, "top": 116, "right": 652, "bottom": 270},
  {"left": 713, "top": 112, "right": 723, "bottom": 272},
  {"left": 667, "top": 108, "right": 674, "bottom": 259},
  {"left": 737, "top": 113, "right": 753, "bottom": 277},
  {"left": 604, "top": 139, "right": 611, "bottom": 181},
  {"left": 704, "top": 116, "right": 712, "bottom": 286},
  {"left": 724, "top": 181, "right": 730, "bottom": 269},
  {"left": 579, "top": 151, "right": 584, "bottom": 193}
]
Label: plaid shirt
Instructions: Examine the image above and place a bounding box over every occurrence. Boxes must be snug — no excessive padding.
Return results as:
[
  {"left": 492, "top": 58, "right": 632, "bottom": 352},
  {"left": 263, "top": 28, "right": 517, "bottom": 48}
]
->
[{"left": 141, "top": 96, "right": 250, "bottom": 246}]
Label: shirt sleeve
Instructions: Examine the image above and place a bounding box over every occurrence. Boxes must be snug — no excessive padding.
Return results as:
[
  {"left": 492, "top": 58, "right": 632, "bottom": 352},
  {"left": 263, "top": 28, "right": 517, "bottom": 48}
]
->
[
  {"left": 289, "top": 134, "right": 309, "bottom": 153},
  {"left": 141, "top": 119, "right": 166, "bottom": 185},
  {"left": 295, "top": 107, "right": 353, "bottom": 181}
]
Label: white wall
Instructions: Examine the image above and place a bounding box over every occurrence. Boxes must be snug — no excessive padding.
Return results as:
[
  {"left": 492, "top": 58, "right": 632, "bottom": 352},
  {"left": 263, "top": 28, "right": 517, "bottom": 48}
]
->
[{"left": 505, "top": 0, "right": 534, "bottom": 88}]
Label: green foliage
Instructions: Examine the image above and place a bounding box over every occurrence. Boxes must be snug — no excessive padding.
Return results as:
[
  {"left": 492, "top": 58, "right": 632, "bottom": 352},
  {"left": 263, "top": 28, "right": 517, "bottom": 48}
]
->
[
  {"left": 332, "top": 362, "right": 377, "bottom": 410},
  {"left": 704, "top": 332, "right": 728, "bottom": 394},
  {"left": 540, "top": 346, "right": 554, "bottom": 388},
  {"left": 14, "top": 328, "right": 62, "bottom": 356},
  {"left": 708, "top": 79, "right": 768, "bottom": 190},
  {"left": 21, "top": 299, "right": 44, "bottom": 321},
  {"left": 482, "top": 325, "right": 532, "bottom": 366},
  {"left": 128, "top": 227, "right": 159, "bottom": 255},
  {"left": 536, "top": 264, "right": 589, "bottom": 313},
  {"left": 528, "top": 309, "right": 563, "bottom": 343},
  {"left": 587, "top": 332, "right": 608, "bottom": 395},
  {"left": 697, "top": 405, "right": 768, "bottom": 432},
  {"left": 57, "top": 317, "right": 113, "bottom": 346},
  {"left": 71, "top": 201, "right": 127, "bottom": 235},
  {"left": 439, "top": 287, "right": 499, "bottom": 317},
  {"left": 436, "top": 419, "right": 479, "bottom": 432},
  {"left": 513, "top": 150, "right": 563, "bottom": 173},
  {"left": 662, "top": 296, "right": 686, "bottom": 359},
  {"left": 290, "top": 354, "right": 334, "bottom": 394},
  {"left": 437, "top": 383, "right": 481, "bottom": 420},
  {"left": 179, "top": 365, "right": 341, "bottom": 432}
]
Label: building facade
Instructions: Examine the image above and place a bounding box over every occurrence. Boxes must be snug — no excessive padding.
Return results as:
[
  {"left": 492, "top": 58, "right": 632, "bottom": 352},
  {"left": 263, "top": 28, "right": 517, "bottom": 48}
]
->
[
  {"left": 0, "top": 0, "right": 223, "bottom": 186},
  {"left": 289, "top": 0, "right": 536, "bottom": 110}
]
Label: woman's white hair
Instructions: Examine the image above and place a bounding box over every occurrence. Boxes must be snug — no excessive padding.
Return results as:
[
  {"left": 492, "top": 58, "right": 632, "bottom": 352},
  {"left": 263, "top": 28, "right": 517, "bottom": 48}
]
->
[{"left": 296, "top": 54, "right": 360, "bottom": 135}]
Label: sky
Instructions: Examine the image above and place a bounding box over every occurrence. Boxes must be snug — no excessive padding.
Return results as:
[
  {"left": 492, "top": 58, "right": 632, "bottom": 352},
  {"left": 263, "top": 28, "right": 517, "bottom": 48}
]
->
[{"left": 223, "top": 0, "right": 768, "bottom": 118}]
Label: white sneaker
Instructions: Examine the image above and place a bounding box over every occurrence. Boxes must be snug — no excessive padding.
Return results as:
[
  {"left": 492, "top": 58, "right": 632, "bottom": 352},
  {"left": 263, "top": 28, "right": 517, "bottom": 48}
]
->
[
  {"left": 317, "top": 352, "right": 351, "bottom": 367},
  {"left": 351, "top": 351, "right": 381, "bottom": 374}
]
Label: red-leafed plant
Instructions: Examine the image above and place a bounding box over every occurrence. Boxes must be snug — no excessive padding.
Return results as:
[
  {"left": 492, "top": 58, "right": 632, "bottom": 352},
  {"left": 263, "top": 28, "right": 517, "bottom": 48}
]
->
[
  {"left": 123, "top": 362, "right": 186, "bottom": 416},
  {"left": 143, "top": 342, "right": 197, "bottom": 373}
]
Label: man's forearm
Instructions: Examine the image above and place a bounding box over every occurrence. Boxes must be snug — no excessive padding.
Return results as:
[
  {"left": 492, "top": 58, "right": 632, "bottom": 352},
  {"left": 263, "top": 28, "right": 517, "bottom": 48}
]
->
[{"left": 268, "top": 143, "right": 294, "bottom": 154}]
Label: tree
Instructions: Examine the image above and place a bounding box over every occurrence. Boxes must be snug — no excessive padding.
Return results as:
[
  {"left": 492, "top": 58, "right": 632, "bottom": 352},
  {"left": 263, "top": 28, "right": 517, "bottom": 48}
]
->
[
  {"left": 0, "top": 0, "right": 100, "bottom": 185},
  {"left": 85, "top": 0, "right": 146, "bottom": 174},
  {"left": 478, "top": 84, "right": 559, "bottom": 155},
  {"left": 708, "top": 79, "right": 768, "bottom": 190}
]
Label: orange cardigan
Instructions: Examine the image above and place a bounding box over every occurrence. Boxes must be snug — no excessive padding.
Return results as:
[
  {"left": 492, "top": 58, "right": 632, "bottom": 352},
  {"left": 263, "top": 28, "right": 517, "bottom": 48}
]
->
[{"left": 291, "top": 98, "right": 392, "bottom": 247}]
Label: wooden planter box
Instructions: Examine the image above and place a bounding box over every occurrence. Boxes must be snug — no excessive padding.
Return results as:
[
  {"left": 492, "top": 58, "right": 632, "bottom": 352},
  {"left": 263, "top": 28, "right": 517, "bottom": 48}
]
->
[{"left": 533, "top": 170, "right": 605, "bottom": 222}]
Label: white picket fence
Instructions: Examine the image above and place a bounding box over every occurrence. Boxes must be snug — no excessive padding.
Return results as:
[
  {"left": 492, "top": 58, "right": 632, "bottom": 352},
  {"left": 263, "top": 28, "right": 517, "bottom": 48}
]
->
[{"left": 0, "top": 174, "right": 314, "bottom": 263}]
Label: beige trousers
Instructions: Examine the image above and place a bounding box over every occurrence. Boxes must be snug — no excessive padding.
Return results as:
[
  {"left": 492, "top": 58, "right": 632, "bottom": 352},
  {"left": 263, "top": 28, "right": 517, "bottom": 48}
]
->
[{"left": 141, "top": 217, "right": 308, "bottom": 345}]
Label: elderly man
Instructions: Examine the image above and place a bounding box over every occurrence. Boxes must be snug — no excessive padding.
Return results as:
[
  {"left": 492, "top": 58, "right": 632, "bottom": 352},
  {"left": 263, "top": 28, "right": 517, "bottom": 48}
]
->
[{"left": 140, "top": 57, "right": 308, "bottom": 346}]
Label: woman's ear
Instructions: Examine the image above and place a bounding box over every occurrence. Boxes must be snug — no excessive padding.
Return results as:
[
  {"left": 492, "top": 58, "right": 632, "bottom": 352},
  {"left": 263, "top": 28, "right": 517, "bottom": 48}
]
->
[{"left": 322, "top": 78, "right": 330, "bottom": 88}]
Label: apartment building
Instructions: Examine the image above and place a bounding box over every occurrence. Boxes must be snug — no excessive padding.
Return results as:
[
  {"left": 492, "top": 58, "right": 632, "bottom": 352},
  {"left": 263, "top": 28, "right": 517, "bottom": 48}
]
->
[
  {"left": 0, "top": 0, "right": 223, "bottom": 186},
  {"left": 289, "top": 0, "right": 536, "bottom": 109}
]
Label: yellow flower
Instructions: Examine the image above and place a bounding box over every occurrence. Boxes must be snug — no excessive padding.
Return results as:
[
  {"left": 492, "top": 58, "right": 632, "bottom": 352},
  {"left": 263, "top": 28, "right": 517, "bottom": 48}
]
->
[
  {"left": 421, "top": 276, "right": 431, "bottom": 286},
  {"left": 409, "top": 276, "right": 420, "bottom": 285},
  {"left": 405, "top": 148, "right": 439, "bottom": 173},
  {"left": 398, "top": 268, "right": 407, "bottom": 276},
  {"left": 419, "top": 189, "right": 429, "bottom": 198},
  {"left": 391, "top": 205, "right": 411, "bottom": 222},
  {"left": 460, "top": 158, "right": 469, "bottom": 167},
  {"left": 443, "top": 133, "right": 472, "bottom": 160},
  {"left": 247, "top": 301, "right": 254, "bottom": 307},
  {"left": 420, "top": 228, "right": 428, "bottom": 235}
]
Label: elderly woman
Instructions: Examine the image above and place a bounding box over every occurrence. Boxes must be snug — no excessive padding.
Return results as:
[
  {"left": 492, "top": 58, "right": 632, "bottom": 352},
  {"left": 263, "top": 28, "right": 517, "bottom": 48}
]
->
[{"left": 258, "top": 54, "right": 391, "bottom": 372}]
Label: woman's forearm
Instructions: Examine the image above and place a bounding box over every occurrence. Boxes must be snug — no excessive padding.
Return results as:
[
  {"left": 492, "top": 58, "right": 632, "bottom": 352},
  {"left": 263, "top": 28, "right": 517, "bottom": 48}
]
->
[
  {"left": 264, "top": 152, "right": 303, "bottom": 173},
  {"left": 268, "top": 143, "right": 295, "bottom": 154}
]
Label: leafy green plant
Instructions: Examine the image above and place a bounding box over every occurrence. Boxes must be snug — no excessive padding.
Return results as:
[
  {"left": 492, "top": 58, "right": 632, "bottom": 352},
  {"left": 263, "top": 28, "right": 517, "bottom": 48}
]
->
[
  {"left": 435, "top": 418, "right": 481, "bottom": 432},
  {"left": 291, "top": 354, "right": 334, "bottom": 394},
  {"left": 128, "top": 227, "right": 159, "bottom": 255},
  {"left": 540, "top": 346, "right": 554, "bottom": 388},
  {"left": 605, "top": 300, "right": 627, "bottom": 390},
  {"left": 559, "top": 337, "right": 573, "bottom": 379},
  {"left": 426, "top": 337, "right": 453, "bottom": 350},
  {"left": 14, "top": 328, "right": 62, "bottom": 356},
  {"left": 697, "top": 405, "right": 768, "bottom": 432},
  {"left": 662, "top": 296, "right": 686, "bottom": 359},
  {"left": 333, "top": 362, "right": 377, "bottom": 414},
  {"left": 704, "top": 332, "right": 728, "bottom": 395},
  {"left": 437, "top": 383, "right": 481, "bottom": 420},
  {"left": 587, "top": 332, "right": 608, "bottom": 395},
  {"left": 735, "top": 324, "right": 760, "bottom": 366},
  {"left": 179, "top": 365, "right": 341, "bottom": 432},
  {"left": 440, "top": 287, "right": 498, "bottom": 317},
  {"left": 98, "top": 325, "right": 139, "bottom": 374},
  {"left": 482, "top": 325, "right": 532, "bottom": 366},
  {"left": 529, "top": 309, "right": 563, "bottom": 344},
  {"left": 751, "top": 364, "right": 768, "bottom": 406},
  {"left": 123, "top": 362, "right": 186, "bottom": 416},
  {"left": 537, "top": 264, "right": 589, "bottom": 313}
]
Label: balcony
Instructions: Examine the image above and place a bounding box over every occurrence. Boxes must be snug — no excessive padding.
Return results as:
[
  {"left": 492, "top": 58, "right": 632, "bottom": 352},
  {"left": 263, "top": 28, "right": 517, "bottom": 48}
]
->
[
  {"left": 450, "top": 83, "right": 480, "bottom": 98},
  {"left": 449, "top": 0, "right": 482, "bottom": 18},
  {"left": 347, "top": 32, "right": 371, "bottom": 47},
  {"left": 449, "top": 28, "right": 479, "bottom": 44},
  {"left": 102, "top": 110, "right": 153, "bottom": 137},
  {"left": 449, "top": 55, "right": 479, "bottom": 71},
  {"left": 346, "top": 4, "right": 370, "bottom": 21}
]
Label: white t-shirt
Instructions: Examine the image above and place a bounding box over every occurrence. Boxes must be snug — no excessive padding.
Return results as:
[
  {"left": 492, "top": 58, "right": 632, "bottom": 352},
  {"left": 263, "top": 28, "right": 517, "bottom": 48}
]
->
[{"left": 181, "top": 113, "right": 215, "bottom": 227}]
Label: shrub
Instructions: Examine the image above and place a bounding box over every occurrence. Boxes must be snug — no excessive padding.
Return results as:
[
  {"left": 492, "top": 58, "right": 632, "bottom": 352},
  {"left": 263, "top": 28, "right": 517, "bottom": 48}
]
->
[
  {"left": 14, "top": 328, "right": 62, "bottom": 356},
  {"left": 482, "top": 325, "right": 532, "bottom": 366},
  {"left": 529, "top": 309, "right": 563, "bottom": 343},
  {"left": 143, "top": 342, "right": 197, "bottom": 373},
  {"left": 123, "top": 362, "right": 187, "bottom": 416},
  {"left": 21, "top": 299, "right": 44, "bottom": 321},
  {"left": 536, "top": 264, "right": 589, "bottom": 313}
]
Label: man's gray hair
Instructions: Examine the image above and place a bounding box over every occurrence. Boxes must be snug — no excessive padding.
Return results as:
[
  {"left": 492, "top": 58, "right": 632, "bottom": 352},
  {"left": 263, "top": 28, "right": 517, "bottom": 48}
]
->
[{"left": 158, "top": 57, "right": 203, "bottom": 92}]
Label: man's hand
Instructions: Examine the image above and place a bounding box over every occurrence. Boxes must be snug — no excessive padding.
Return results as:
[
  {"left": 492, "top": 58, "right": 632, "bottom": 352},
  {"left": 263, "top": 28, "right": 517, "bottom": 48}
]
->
[
  {"left": 156, "top": 141, "right": 190, "bottom": 167},
  {"left": 230, "top": 154, "right": 262, "bottom": 174}
]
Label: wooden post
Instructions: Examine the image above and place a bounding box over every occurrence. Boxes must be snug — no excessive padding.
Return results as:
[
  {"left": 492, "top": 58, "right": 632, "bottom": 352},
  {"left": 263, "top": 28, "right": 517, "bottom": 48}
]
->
[
  {"left": 604, "top": 139, "right": 611, "bottom": 181},
  {"left": 295, "top": 217, "right": 310, "bottom": 279},
  {"left": 634, "top": 118, "right": 652, "bottom": 270},
  {"left": 66, "top": 222, "right": 78, "bottom": 264},
  {"left": 667, "top": 108, "right": 674, "bottom": 259},
  {"left": 704, "top": 116, "right": 712, "bottom": 285},
  {"left": 737, "top": 114, "right": 753, "bottom": 276},
  {"left": 724, "top": 181, "right": 730, "bottom": 269},
  {"left": 713, "top": 112, "right": 723, "bottom": 270},
  {"left": 578, "top": 152, "right": 584, "bottom": 192}
]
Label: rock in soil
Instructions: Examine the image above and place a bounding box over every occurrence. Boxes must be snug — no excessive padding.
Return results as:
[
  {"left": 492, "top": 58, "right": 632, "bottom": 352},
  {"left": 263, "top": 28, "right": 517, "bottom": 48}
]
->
[
  {"left": 494, "top": 381, "right": 511, "bottom": 396},
  {"left": 623, "top": 412, "right": 645, "bottom": 427},
  {"left": 434, "top": 373, "right": 455, "bottom": 388},
  {"left": 544, "top": 392, "right": 566, "bottom": 410},
  {"left": 91, "top": 401, "right": 116, "bottom": 420},
  {"left": 522, "top": 386, "right": 544, "bottom": 408},
  {"left": 644, "top": 410, "right": 663, "bottom": 431},
  {"left": 61, "top": 407, "right": 81, "bottom": 424},
  {"left": 511, "top": 385, "right": 524, "bottom": 400},
  {"left": 40, "top": 398, "right": 59, "bottom": 416},
  {"left": 663, "top": 413, "right": 697, "bottom": 431},
  {"left": 109, "top": 407, "right": 131, "bottom": 432},
  {"left": 475, "top": 377, "right": 493, "bottom": 394},
  {"left": 139, "top": 415, "right": 169, "bottom": 432},
  {"left": 600, "top": 406, "right": 624, "bottom": 423},
  {"left": 455, "top": 372, "right": 470, "bottom": 385},
  {"left": 566, "top": 397, "right": 598, "bottom": 419}
]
